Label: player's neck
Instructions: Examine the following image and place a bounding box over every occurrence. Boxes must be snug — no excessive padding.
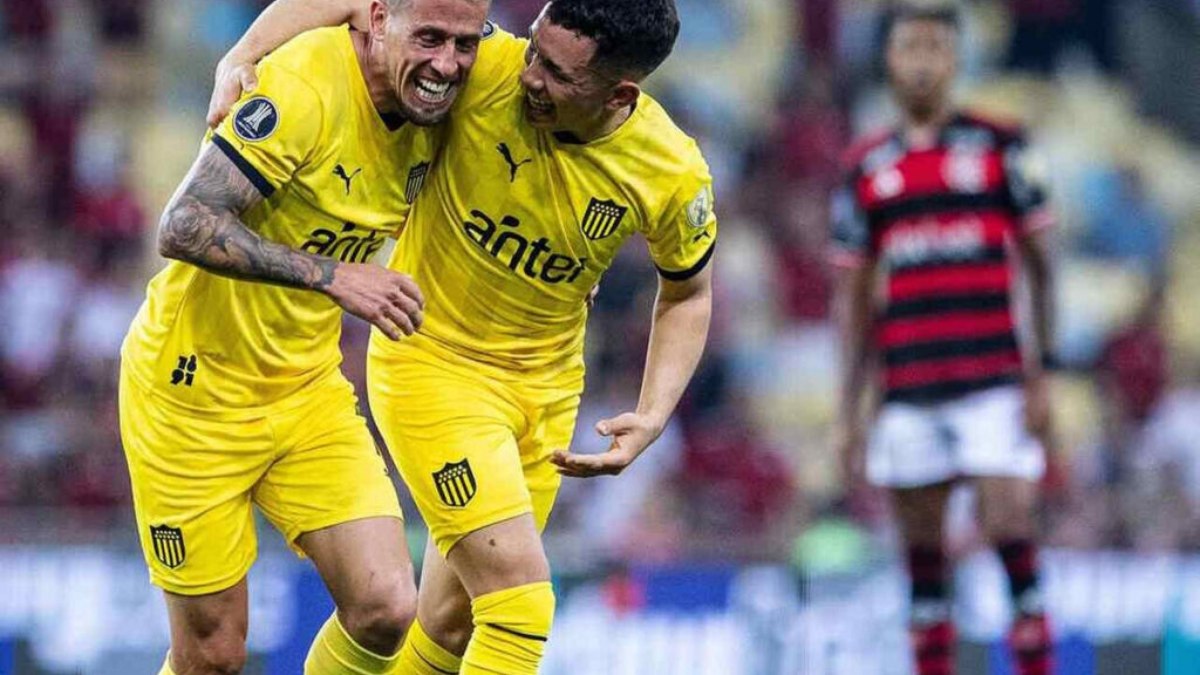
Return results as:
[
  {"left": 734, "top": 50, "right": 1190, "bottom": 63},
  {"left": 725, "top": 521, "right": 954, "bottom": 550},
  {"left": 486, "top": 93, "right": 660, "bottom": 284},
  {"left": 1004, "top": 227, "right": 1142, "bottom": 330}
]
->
[
  {"left": 901, "top": 102, "right": 954, "bottom": 148},
  {"left": 352, "top": 30, "right": 403, "bottom": 118},
  {"left": 559, "top": 104, "right": 633, "bottom": 144}
]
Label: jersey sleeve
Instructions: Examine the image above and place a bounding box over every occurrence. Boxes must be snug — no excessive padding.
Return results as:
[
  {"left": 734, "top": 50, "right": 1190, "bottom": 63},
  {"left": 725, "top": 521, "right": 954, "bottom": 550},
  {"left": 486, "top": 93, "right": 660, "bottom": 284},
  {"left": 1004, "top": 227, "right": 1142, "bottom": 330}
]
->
[
  {"left": 210, "top": 61, "right": 326, "bottom": 198},
  {"left": 453, "top": 21, "right": 528, "bottom": 110},
  {"left": 1002, "top": 134, "right": 1054, "bottom": 234},
  {"left": 644, "top": 168, "right": 718, "bottom": 281},
  {"left": 828, "top": 172, "right": 873, "bottom": 267}
]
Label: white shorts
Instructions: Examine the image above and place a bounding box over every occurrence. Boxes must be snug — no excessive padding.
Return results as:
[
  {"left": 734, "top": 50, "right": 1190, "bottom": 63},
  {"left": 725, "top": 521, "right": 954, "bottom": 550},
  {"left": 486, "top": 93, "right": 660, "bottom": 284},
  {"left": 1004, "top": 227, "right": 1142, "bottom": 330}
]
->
[{"left": 866, "top": 385, "right": 1045, "bottom": 488}]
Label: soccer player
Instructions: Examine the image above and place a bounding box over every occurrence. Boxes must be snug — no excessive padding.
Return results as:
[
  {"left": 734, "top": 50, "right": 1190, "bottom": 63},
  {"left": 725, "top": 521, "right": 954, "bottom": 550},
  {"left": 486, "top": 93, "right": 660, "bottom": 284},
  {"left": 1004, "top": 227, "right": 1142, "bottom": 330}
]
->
[
  {"left": 119, "top": 1, "right": 488, "bottom": 673},
  {"left": 211, "top": 1, "right": 716, "bottom": 672},
  {"left": 830, "top": 5, "right": 1055, "bottom": 675}
]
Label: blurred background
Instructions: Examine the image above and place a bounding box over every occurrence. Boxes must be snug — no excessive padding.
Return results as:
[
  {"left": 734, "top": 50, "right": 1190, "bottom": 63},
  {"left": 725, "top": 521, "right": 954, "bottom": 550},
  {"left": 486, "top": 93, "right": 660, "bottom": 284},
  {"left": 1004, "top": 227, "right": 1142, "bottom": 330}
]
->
[{"left": 3, "top": 0, "right": 1200, "bottom": 673}]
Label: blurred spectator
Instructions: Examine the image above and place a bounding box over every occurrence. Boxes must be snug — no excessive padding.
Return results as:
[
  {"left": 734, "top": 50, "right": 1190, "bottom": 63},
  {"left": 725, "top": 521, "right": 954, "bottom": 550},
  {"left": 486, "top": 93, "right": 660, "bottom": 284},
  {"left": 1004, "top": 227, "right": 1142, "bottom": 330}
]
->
[{"left": 1078, "top": 163, "right": 1171, "bottom": 273}]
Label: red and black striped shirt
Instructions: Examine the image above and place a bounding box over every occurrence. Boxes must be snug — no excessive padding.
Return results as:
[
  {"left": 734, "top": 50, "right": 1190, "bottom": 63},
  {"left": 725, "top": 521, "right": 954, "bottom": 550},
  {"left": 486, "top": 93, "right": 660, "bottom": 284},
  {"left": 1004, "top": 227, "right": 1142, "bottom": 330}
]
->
[{"left": 830, "top": 112, "right": 1053, "bottom": 403}]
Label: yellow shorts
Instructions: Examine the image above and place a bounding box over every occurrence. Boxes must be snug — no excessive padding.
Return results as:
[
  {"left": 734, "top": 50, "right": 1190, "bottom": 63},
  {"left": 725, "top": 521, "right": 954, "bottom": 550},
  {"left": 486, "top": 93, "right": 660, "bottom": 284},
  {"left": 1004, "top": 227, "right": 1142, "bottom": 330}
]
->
[
  {"left": 367, "top": 337, "right": 581, "bottom": 557},
  {"left": 118, "top": 367, "right": 401, "bottom": 595}
]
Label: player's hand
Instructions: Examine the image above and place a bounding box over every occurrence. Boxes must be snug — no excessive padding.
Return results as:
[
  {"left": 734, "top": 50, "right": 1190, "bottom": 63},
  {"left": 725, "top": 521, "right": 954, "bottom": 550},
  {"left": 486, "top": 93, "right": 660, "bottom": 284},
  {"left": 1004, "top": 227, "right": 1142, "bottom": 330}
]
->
[
  {"left": 324, "top": 263, "right": 425, "bottom": 340},
  {"left": 1024, "top": 371, "right": 1056, "bottom": 453},
  {"left": 551, "top": 412, "right": 664, "bottom": 478},
  {"left": 834, "top": 420, "right": 869, "bottom": 495},
  {"left": 207, "top": 57, "right": 258, "bottom": 128}
]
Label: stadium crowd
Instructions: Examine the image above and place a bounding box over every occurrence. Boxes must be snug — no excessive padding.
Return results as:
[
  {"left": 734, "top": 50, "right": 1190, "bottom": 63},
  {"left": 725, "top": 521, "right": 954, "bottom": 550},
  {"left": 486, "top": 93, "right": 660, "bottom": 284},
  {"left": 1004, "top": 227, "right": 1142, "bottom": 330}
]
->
[{"left": 3, "top": 0, "right": 1200, "bottom": 565}]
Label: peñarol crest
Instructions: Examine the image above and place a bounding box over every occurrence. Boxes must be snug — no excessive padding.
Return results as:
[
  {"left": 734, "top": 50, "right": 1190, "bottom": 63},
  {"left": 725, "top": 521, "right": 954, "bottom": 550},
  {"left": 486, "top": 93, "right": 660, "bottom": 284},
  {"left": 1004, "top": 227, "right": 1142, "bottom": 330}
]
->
[
  {"left": 150, "top": 524, "right": 186, "bottom": 569},
  {"left": 580, "top": 198, "right": 627, "bottom": 240},
  {"left": 433, "top": 459, "right": 477, "bottom": 507}
]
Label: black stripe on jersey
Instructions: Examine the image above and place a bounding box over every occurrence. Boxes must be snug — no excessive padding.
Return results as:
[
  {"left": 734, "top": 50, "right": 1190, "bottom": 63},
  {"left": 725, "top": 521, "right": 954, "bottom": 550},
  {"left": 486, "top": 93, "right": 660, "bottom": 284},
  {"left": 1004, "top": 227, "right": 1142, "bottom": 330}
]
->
[
  {"left": 869, "top": 191, "right": 1009, "bottom": 226},
  {"left": 883, "top": 333, "right": 1020, "bottom": 366},
  {"left": 885, "top": 373, "right": 1020, "bottom": 404},
  {"left": 656, "top": 240, "right": 716, "bottom": 281},
  {"left": 889, "top": 245, "right": 1007, "bottom": 272},
  {"left": 212, "top": 134, "right": 276, "bottom": 198},
  {"left": 885, "top": 292, "right": 1010, "bottom": 320}
]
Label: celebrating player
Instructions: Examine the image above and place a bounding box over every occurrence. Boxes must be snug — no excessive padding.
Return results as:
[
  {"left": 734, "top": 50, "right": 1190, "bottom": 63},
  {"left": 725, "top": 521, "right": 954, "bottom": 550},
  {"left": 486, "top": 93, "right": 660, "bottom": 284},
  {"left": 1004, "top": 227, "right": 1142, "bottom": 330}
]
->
[
  {"left": 830, "top": 5, "right": 1055, "bottom": 675},
  {"left": 211, "top": 0, "right": 716, "bottom": 672},
  {"left": 119, "top": 1, "right": 488, "bottom": 673}
]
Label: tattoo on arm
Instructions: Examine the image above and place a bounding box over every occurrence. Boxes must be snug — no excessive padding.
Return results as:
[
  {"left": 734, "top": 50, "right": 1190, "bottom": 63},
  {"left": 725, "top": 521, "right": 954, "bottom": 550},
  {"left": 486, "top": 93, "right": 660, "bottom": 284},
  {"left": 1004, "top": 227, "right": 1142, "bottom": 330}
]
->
[{"left": 158, "top": 143, "right": 337, "bottom": 291}]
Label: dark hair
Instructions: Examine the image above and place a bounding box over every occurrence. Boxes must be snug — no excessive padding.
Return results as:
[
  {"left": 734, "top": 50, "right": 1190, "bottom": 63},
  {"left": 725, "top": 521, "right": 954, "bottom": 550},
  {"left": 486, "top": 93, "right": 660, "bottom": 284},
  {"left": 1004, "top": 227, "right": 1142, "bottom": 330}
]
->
[
  {"left": 545, "top": 0, "right": 680, "bottom": 80},
  {"left": 884, "top": 2, "right": 961, "bottom": 39}
]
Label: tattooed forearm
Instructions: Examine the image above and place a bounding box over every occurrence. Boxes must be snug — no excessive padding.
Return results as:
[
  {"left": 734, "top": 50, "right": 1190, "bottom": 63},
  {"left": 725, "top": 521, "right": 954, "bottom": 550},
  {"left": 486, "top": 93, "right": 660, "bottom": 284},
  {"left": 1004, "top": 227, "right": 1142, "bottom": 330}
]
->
[{"left": 158, "top": 143, "right": 337, "bottom": 291}]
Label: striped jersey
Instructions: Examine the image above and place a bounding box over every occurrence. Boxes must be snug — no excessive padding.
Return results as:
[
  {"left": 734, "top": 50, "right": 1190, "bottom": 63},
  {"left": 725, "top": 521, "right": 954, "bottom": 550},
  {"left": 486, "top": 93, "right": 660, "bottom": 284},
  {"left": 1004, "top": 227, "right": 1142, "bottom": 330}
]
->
[{"left": 830, "top": 112, "right": 1052, "bottom": 403}]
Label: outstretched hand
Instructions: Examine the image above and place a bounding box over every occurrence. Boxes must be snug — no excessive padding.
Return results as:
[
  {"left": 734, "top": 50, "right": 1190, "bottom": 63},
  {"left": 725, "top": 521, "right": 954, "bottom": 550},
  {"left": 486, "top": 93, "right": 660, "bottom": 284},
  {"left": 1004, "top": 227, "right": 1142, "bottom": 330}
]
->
[
  {"left": 207, "top": 59, "right": 259, "bottom": 128},
  {"left": 550, "top": 412, "right": 663, "bottom": 478}
]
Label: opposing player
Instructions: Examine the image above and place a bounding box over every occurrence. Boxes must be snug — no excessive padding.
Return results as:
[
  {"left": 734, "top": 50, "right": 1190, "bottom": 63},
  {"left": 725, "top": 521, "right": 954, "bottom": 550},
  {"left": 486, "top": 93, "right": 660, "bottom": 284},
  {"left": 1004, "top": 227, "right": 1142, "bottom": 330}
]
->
[
  {"left": 830, "top": 5, "right": 1055, "bottom": 675},
  {"left": 212, "top": 0, "right": 715, "bottom": 672},
  {"left": 119, "top": 1, "right": 488, "bottom": 672}
]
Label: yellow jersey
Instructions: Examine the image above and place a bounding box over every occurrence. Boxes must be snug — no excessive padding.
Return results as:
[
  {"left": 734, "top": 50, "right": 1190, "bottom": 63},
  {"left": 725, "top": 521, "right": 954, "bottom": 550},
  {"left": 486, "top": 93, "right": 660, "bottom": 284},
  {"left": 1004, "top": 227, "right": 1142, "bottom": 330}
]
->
[
  {"left": 122, "top": 26, "right": 440, "bottom": 412},
  {"left": 374, "top": 25, "right": 717, "bottom": 379}
]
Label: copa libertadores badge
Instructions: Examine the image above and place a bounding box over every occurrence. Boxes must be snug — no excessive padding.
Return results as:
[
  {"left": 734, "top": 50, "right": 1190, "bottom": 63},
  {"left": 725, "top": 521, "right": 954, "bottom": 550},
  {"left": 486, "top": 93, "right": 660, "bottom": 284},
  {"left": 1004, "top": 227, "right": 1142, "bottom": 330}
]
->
[
  {"left": 580, "top": 197, "right": 627, "bottom": 240},
  {"left": 150, "top": 524, "right": 186, "bottom": 568},
  {"left": 686, "top": 185, "right": 713, "bottom": 228},
  {"left": 233, "top": 96, "right": 279, "bottom": 142},
  {"left": 433, "top": 459, "right": 477, "bottom": 507}
]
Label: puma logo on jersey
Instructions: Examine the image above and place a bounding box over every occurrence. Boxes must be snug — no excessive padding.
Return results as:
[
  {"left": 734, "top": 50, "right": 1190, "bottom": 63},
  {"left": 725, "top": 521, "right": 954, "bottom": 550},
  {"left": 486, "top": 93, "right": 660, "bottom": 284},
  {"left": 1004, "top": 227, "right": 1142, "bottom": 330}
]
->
[
  {"left": 497, "top": 143, "right": 531, "bottom": 182},
  {"left": 463, "top": 209, "right": 588, "bottom": 284},
  {"left": 301, "top": 222, "right": 386, "bottom": 263},
  {"left": 333, "top": 164, "right": 362, "bottom": 195}
]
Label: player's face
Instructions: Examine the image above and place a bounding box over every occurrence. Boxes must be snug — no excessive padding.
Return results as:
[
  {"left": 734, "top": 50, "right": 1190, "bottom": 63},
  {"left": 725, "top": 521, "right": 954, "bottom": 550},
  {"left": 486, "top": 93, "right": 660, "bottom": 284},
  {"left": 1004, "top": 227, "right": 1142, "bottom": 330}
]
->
[
  {"left": 378, "top": 0, "right": 488, "bottom": 125},
  {"left": 519, "top": 9, "right": 617, "bottom": 134},
  {"left": 886, "top": 19, "right": 957, "bottom": 119}
]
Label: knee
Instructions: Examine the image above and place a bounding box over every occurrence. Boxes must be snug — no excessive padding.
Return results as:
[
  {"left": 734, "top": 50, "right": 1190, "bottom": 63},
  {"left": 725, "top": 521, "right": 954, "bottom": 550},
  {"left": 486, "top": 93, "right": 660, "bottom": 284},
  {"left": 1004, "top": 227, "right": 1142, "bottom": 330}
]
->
[
  {"left": 422, "top": 595, "right": 474, "bottom": 655},
  {"left": 340, "top": 579, "right": 417, "bottom": 651},
  {"left": 174, "top": 635, "right": 247, "bottom": 675}
]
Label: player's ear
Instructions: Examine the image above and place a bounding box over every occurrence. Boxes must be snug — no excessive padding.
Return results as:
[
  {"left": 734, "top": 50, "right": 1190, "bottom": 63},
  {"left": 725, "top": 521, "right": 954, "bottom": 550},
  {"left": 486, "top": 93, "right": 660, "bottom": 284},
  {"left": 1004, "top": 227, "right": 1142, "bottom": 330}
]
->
[
  {"left": 368, "top": 0, "right": 390, "bottom": 41},
  {"left": 606, "top": 81, "right": 640, "bottom": 111}
]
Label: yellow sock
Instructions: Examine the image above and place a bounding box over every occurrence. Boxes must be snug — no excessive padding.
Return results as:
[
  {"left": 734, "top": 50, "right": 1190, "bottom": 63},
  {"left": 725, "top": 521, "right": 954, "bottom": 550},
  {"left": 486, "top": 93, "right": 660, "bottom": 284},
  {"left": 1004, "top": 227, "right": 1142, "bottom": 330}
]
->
[
  {"left": 305, "top": 613, "right": 401, "bottom": 674},
  {"left": 392, "top": 619, "right": 462, "bottom": 674},
  {"left": 157, "top": 654, "right": 176, "bottom": 675},
  {"left": 460, "top": 582, "right": 555, "bottom": 675}
]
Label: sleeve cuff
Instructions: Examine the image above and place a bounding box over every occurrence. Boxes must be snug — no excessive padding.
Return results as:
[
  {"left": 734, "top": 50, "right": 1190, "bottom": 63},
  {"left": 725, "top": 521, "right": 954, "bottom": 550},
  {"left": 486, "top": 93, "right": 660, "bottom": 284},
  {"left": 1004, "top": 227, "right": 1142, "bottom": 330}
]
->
[
  {"left": 211, "top": 134, "right": 276, "bottom": 198},
  {"left": 655, "top": 240, "right": 715, "bottom": 281}
]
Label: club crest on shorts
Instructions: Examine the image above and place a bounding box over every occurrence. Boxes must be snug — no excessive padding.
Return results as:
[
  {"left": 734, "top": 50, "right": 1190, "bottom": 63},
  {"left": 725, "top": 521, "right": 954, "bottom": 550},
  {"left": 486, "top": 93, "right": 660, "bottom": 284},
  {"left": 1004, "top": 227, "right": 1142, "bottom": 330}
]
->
[
  {"left": 150, "top": 524, "right": 186, "bottom": 569},
  {"left": 405, "top": 161, "right": 429, "bottom": 203},
  {"left": 580, "top": 198, "right": 627, "bottom": 240},
  {"left": 433, "top": 459, "right": 477, "bottom": 507}
]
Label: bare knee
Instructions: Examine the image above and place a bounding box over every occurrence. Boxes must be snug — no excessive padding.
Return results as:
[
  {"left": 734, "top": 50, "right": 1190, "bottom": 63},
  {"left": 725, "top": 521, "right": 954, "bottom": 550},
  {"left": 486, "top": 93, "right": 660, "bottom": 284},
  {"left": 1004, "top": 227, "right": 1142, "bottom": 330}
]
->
[
  {"left": 339, "top": 576, "right": 417, "bottom": 654},
  {"left": 173, "top": 632, "right": 247, "bottom": 675},
  {"left": 420, "top": 593, "right": 474, "bottom": 655}
]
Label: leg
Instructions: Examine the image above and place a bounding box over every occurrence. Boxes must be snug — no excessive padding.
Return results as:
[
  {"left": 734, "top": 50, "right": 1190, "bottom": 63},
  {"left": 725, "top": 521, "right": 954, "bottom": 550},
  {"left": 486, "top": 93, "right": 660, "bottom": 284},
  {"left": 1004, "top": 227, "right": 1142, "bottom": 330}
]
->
[
  {"left": 447, "top": 514, "right": 554, "bottom": 675},
  {"left": 393, "top": 536, "right": 474, "bottom": 674},
  {"left": 253, "top": 374, "right": 415, "bottom": 674},
  {"left": 893, "top": 482, "right": 955, "bottom": 675},
  {"left": 163, "top": 581, "right": 249, "bottom": 675},
  {"left": 299, "top": 516, "right": 418, "bottom": 658},
  {"left": 978, "top": 477, "right": 1052, "bottom": 675}
]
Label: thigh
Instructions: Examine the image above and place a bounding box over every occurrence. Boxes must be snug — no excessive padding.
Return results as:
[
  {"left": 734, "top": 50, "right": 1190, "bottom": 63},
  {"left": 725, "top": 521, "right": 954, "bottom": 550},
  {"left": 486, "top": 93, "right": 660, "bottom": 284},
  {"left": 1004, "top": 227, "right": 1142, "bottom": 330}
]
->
[
  {"left": 445, "top": 513, "right": 550, "bottom": 599},
  {"left": 517, "top": 389, "right": 579, "bottom": 533},
  {"left": 297, "top": 516, "right": 417, "bottom": 615},
  {"left": 891, "top": 482, "right": 955, "bottom": 548},
  {"left": 868, "top": 401, "right": 955, "bottom": 488},
  {"left": 976, "top": 476, "right": 1039, "bottom": 540},
  {"left": 164, "top": 579, "right": 249, "bottom": 668},
  {"left": 369, "top": 348, "right": 533, "bottom": 558},
  {"left": 119, "top": 369, "right": 268, "bottom": 595},
  {"left": 255, "top": 376, "right": 402, "bottom": 553},
  {"left": 951, "top": 386, "right": 1045, "bottom": 482}
]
